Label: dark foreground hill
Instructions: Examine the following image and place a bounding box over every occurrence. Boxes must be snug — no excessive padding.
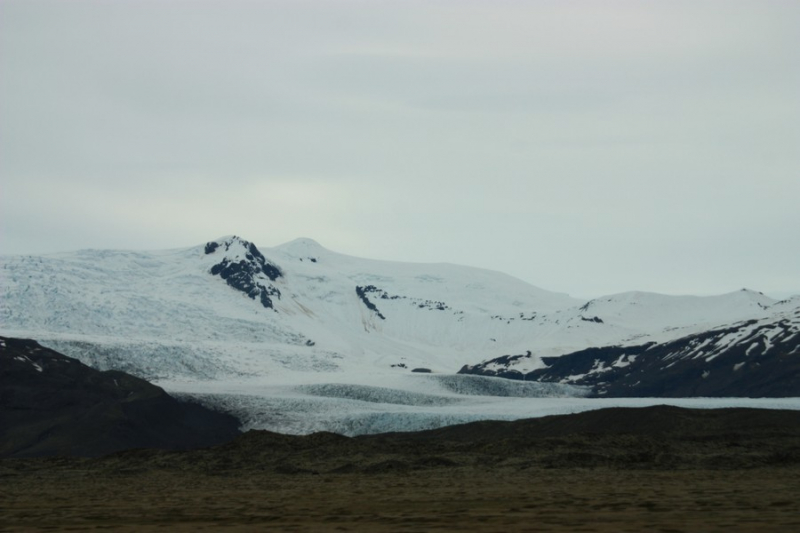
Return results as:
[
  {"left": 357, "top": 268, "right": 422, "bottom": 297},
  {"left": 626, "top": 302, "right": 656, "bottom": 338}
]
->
[
  {"left": 0, "top": 336, "right": 241, "bottom": 457},
  {"left": 85, "top": 404, "right": 800, "bottom": 473},
  {"left": 4, "top": 405, "right": 800, "bottom": 532}
]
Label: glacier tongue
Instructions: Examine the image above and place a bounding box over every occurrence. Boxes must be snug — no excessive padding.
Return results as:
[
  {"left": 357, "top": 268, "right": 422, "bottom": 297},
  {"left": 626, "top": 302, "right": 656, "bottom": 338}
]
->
[
  {"left": 166, "top": 373, "right": 591, "bottom": 435},
  {"left": 170, "top": 382, "right": 800, "bottom": 436}
]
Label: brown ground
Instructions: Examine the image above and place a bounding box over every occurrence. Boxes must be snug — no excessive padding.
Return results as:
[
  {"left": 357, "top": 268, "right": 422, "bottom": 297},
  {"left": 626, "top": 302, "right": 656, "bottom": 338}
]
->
[
  {"left": 3, "top": 406, "right": 800, "bottom": 532},
  {"left": 3, "top": 464, "right": 800, "bottom": 532}
]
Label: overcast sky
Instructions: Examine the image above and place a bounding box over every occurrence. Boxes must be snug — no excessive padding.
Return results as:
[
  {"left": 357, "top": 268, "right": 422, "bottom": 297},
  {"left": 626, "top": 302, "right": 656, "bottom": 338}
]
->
[{"left": 1, "top": 0, "right": 798, "bottom": 299}]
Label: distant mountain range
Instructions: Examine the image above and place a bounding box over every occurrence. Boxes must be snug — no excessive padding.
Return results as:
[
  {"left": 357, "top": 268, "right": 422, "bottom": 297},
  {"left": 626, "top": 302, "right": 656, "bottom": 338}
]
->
[{"left": 1, "top": 235, "right": 798, "bottom": 397}]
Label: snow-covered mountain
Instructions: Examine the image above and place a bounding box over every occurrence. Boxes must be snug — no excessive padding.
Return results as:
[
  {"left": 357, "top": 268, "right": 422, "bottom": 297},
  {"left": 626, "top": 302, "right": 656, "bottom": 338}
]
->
[
  {"left": 3, "top": 235, "right": 800, "bottom": 434},
  {"left": 461, "top": 301, "right": 800, "bottom": 397},
  {"left": 1, "top": 235, "right": 794, "bottom": 384}
]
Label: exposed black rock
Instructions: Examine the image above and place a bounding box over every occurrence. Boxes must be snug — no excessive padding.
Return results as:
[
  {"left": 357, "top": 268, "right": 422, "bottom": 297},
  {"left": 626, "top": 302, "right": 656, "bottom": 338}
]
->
[
  {"left": 490, "top": 312, "right": 538, "bottom": 324},
  {"left": 581, "top": 316, "right": 604, "bottom": 323},
  {"left": 418, "top": 301, "right": 448, "bottom": 311},
  {"left": 355, "top": 285, "right": 386, "bottom": 320},
  {"left": 246, "top": 241, "right": 282, "bottom": 281},
  {"left": 0, "top": 337, "right": 241, "bottom": 458},
  {"left": 412, "top": 368, "right": 432, "bottom": 373},
  {"left": 206, "top": 236, "right": 282, "bottom": 309},
  {"left": 460, "top": 318, "right": 800, "bottom": 397},
  {"left": 354, "top": 284, "right": 451, "bottom": 313}
]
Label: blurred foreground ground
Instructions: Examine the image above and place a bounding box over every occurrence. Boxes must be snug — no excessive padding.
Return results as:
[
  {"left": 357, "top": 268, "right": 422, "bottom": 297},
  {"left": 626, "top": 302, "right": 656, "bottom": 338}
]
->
[
  {"left": 3, "top": 466, "right": 800, "bottom": 532},
  {"left": 3, "top": 406, "right": 800, "bottom": 532}
]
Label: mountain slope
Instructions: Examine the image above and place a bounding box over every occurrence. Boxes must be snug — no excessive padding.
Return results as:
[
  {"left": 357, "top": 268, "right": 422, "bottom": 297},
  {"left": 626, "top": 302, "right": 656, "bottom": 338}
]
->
[
  {"left": 460, "top": 304, "right": 800, "bottom": 397},
  {"left": 0, "top": 236, "right": 793, "bottom": 384},
  {"left": 1, "top": 235, "right": 585, "bottom": 379}
]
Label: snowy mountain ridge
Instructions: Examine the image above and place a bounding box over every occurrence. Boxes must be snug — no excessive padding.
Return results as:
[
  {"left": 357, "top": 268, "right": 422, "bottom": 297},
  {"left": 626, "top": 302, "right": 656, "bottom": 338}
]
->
[
  {"left": 1, "top": 235, "right": 794, "bottom": 384},
  {"left": 461, "top": 304, "right": 800, "bottom": 396}
]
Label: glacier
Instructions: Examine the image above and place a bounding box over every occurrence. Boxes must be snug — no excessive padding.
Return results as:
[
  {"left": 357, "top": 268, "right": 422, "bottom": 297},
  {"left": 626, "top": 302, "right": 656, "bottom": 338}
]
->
[
  {"left": 166, "top": 375, "right": 800, "bottom": 436},
  {"left": 2, "top": 235, "right": 799, "bottom": 435}
]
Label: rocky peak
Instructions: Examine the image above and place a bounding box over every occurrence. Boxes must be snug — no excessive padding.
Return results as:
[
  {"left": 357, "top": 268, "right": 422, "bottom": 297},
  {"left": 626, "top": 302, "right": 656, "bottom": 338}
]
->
[{"left": 205, "top": 236, "right": 282, "bottom": 309}]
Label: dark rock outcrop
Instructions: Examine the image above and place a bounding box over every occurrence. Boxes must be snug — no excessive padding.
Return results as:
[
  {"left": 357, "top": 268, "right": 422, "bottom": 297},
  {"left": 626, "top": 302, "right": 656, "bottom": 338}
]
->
[
  {"left": 206, "top": 236, "right": 282, "bottom": 309},
  {"left": 0, "top": 337, "right": 241, "bottom": 457},
  {"left": 355, "top": 285, "right": 386, "bottom": 320},
  {"left": 354, "top": 285, "right": 452, "bottom": 319}
]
